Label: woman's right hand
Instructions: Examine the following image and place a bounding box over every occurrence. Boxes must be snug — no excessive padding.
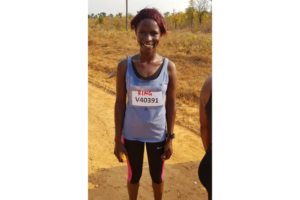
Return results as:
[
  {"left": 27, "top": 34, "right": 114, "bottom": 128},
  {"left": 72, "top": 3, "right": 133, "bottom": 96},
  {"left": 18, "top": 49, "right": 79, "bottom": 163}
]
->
[{"left": 114, "top": 142, "right": 128, "bottom": 163}]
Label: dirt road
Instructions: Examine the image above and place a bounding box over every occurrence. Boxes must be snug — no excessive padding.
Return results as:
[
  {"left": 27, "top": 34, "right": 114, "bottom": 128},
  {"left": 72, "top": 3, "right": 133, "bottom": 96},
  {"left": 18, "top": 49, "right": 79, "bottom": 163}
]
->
[{"left": 88, "top": 83, "right": 208, "bottom": 200}]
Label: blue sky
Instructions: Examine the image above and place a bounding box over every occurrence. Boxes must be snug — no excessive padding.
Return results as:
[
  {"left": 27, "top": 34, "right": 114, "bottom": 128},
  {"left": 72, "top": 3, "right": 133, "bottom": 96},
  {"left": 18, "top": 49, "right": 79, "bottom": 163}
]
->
[{"left": 88, "top": 0, "right": 190, "bottom": 16}]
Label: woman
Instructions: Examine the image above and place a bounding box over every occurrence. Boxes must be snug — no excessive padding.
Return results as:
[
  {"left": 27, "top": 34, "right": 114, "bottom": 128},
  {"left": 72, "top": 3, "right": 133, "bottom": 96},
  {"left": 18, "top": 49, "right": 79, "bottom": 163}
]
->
[
  {"left": 198, "top": 75, "right": 212, "bottom": 200},
  {"left": 114, "top": 8, "right": 177, "bottom": 200}
]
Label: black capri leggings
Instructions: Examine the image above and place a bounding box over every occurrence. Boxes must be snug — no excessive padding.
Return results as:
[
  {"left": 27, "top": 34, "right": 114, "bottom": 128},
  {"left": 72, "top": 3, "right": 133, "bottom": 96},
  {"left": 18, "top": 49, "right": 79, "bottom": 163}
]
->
[
  {"left": 123, "top": 138, "right": 166, "bottom": 184},
  {"left": 198, "top": 143, "right": 212, "bottom": 200}
]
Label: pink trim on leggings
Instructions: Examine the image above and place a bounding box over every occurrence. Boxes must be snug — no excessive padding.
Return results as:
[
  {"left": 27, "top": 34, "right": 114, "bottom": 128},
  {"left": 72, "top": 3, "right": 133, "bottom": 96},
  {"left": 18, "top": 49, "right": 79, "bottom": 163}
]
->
[{"left": 121, "top": 136, "right": 132, "bottom": 182}]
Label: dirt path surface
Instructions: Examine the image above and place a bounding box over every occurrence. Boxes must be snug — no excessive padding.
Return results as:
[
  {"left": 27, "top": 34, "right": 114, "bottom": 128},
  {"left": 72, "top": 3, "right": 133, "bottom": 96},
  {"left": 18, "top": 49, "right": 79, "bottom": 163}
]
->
[{"left": 88, "top": 83, "right": 208, "bottom": 200}]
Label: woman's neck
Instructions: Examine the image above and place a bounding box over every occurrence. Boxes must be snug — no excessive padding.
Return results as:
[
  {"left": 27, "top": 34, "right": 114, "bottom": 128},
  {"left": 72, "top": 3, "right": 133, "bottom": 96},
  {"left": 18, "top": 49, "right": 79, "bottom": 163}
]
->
[{"left": 138, "top": 52, "right": 157, "bottom": 64}]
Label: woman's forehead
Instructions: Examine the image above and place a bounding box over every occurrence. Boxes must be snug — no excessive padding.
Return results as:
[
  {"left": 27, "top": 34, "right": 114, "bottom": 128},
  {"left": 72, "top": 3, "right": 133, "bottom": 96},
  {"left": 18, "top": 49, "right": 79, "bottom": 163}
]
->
[{"left": 137, "top": 19, "right": 159, "bottom": 28}]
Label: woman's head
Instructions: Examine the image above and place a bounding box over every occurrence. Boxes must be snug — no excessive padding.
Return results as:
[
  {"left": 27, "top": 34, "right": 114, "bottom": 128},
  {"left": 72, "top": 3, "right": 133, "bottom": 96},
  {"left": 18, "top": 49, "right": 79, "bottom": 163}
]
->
[
  {"left": 131, "top": 8, "right": 167, "bottom": 36},
  {"left": 131, "top": 9, "right": 167, "bottom": 53}
]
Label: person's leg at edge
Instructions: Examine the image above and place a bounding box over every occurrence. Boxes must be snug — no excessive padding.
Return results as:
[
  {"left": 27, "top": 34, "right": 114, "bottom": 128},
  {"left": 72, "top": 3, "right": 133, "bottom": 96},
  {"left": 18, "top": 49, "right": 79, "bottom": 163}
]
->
[
  {"left": 198, "top": 143, "right": 212, "bottom": 200},
  {"left": 146, "top": 140, "right": 166, "bottom": 200},
  {"left": 152, "top": 181, "right": 164, "bottom": 200},
  {"left": 127, "top": 181, "right": 140, "bottom": 200},
  {"left": 123, "top": 138, "right": 145, "bottom": 200}
]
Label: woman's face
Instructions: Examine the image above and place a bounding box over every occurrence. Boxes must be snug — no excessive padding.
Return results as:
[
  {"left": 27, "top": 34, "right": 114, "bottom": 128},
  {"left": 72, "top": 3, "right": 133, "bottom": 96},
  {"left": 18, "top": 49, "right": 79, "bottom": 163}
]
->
[{"left": 135, "top": 19, "right": 161, "bottom": 53}]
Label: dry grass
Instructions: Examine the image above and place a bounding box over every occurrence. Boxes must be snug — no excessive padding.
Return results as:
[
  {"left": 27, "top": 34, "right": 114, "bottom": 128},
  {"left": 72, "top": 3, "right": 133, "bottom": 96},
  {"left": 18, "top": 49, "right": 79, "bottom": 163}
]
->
[{"left": 88, "top": 20, "right": 212, "bottom": 135}]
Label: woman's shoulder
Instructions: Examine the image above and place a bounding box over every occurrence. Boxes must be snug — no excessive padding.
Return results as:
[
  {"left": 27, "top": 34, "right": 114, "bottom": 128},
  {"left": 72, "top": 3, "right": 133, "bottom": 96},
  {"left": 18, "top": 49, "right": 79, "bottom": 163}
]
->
[
  {"left": 117, "top": 58, "right": 127, "bottom": 68},
  {"left": 202, "top": 75, "right": 212, "bottom": 93},
  {"left": 118, "top": 54, "right": 138, "bottom": 65},
  {"left": 118, "top": 54, "right": 136, "bottom": 68},
  {"left": 200, "top": 75, "right": 212, "bottom": 106},
  {"left": 117, "top": 58, "right": 129, "bottom": 75},
  {"left": 203, "top": 75, "right": 212, "bottom": 89},
  {"left": 166, "top": 59, "right": 176, "bottom": 72}
]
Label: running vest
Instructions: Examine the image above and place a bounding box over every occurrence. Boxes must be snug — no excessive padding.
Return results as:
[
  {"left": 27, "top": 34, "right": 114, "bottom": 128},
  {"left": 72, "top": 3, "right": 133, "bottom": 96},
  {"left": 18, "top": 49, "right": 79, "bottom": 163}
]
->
[{"left": 122, "top": 56, "right": 169, "bottom": 142}]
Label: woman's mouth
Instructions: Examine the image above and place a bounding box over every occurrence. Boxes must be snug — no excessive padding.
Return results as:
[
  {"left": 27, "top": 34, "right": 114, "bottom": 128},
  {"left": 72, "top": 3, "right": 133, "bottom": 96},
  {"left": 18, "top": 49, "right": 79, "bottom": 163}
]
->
[{"left": 142, "top": 43, "right": 154, "bottom": 48}]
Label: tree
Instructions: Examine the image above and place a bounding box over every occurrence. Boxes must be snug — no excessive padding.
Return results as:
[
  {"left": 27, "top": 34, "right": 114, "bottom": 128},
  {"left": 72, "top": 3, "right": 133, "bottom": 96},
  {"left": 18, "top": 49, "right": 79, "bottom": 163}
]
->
[
  {"left": 98, "top": 16, "right": 103, "bottom": 24},
  {"left": 116, "top": 12, "right": 123, "bottom": 18},
  {"left": 186, "top": 0, "right": 196, "bottom": 30},
  {"left": 164, "top": 12, "right": 170, "bottom": 18},
  {"left": 172, "top": 9, "right": 182, "bottom": 29},
  {"left": 98, "top": 15, "right": 103, "bottom": 24},
  {"left": 128, "top": 13, "right": 134, "bottom": 20},
  {"left": 195, "top": 0, "right": 209, "bottom": 24},
  {"left": 100, "top": 12, "right": 106, "bottom": 17},
  {"left": 108, "top": 14, "right": 114, "bottom": 18},
  {"left": 91, "top": 13, "right": 94, "bottom": 19}
]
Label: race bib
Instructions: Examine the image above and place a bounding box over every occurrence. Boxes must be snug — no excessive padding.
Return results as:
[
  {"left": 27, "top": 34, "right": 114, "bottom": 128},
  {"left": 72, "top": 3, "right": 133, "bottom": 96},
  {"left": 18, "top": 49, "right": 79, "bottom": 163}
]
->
[{"left": 132, "top": 90, "right": 163, "bottom": 107}]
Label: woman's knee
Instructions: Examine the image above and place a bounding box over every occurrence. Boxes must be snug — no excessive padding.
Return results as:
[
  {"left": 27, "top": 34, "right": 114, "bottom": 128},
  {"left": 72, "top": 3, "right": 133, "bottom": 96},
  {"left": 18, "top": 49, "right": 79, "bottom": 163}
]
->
[{"left": 130, "top": 171, "right": 142, "bottom": 184}]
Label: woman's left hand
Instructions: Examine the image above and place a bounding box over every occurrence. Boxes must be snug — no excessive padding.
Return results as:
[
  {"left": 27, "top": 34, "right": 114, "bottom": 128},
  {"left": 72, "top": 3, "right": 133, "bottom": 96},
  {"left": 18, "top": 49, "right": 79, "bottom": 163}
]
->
[{"left": 161, "top": 140, "right": 173, "bottom": 161}]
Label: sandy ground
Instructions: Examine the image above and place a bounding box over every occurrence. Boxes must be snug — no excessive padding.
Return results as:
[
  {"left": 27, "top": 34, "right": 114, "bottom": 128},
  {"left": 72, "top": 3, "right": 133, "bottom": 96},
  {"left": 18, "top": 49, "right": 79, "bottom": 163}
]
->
[{"left": 88, "top": 83, "right": 208, "bottom": 200}]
